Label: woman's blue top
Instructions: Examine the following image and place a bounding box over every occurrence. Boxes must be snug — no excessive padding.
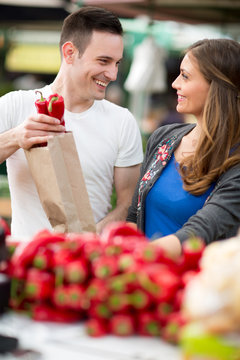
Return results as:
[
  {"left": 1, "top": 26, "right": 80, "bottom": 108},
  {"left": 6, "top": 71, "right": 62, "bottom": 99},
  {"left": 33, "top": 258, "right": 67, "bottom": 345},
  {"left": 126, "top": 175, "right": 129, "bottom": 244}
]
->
[{"left": 145, "top": 154, "right": 214, "bottom": 240}]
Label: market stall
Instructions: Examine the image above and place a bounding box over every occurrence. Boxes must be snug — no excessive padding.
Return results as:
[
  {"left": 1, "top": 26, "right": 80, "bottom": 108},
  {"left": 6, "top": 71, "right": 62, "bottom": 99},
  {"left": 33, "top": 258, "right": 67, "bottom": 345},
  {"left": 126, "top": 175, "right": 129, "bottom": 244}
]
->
[{"left": 0, "top": 312, "right": 181, "bottom": 360}]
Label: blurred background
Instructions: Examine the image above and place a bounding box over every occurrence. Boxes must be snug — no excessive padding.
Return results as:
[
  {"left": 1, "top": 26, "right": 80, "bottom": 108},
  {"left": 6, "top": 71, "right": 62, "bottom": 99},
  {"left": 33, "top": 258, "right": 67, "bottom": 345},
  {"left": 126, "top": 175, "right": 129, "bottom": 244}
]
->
[{"left": 0, "top": 0, "right": 240, "bottom": 215}]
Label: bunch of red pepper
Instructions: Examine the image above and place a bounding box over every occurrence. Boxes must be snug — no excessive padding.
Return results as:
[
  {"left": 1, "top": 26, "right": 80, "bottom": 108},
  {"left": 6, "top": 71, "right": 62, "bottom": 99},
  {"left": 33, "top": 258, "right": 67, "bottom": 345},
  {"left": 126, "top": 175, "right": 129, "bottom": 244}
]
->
[
  {"left": 4, "top": 222, "right": 205, "bottom": 343},
  {"left": 34, "top": 91, "right": 65, "bottom": 147}
]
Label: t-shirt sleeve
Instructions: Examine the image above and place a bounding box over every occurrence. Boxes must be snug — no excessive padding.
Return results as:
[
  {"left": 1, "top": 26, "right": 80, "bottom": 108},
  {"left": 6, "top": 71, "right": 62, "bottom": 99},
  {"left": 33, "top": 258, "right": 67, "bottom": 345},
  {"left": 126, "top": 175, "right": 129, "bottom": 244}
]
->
[
  {"left": 115, "top": 109, "right": 143, "bottom": 167},
  {"left": 0, "top": 90, "right": 36, "bottom": 132},
  {"left": 0, "top": 92, "right": 16, "bottom": 132}
]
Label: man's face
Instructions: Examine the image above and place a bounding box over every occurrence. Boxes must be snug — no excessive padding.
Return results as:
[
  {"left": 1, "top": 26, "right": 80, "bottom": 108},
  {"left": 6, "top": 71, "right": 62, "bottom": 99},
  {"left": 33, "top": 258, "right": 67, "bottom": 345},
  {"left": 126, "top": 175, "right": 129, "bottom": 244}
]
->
[{"left": 70, "top": 31, "right": 123, "bottom": 104}]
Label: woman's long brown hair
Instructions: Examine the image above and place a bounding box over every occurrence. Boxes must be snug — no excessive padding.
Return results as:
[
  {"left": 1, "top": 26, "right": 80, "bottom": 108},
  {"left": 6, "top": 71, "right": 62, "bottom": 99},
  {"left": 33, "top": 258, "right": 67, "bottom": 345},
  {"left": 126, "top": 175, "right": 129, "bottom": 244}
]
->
[{"left": 178, "top": 39, "right": 240, "bottom": 195}]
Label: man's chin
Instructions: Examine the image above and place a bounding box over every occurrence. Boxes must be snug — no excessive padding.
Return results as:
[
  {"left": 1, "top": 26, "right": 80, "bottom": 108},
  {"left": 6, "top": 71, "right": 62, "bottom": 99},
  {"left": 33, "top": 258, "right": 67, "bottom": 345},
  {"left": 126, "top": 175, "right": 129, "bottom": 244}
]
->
[{"left": 95, "top": 93, "right": 106, "bottom": 100}]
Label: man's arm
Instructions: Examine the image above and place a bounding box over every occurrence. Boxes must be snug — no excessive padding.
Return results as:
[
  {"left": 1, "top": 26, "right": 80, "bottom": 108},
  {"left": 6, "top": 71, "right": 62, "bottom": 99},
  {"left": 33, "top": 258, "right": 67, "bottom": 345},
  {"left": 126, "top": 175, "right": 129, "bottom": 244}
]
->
[
  {"left": 96, "top": 164, "right": 141, "bottom": 233},
  {"left": 0, "top": 114, "right": 65, "bottom": 164}
]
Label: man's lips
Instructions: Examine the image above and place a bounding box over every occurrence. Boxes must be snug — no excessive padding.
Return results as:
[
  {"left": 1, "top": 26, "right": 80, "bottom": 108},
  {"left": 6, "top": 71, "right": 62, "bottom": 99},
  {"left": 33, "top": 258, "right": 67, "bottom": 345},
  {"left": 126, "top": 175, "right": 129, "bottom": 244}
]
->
[{"left": 95, "top": 80, "right": 107, "bottom": 87}]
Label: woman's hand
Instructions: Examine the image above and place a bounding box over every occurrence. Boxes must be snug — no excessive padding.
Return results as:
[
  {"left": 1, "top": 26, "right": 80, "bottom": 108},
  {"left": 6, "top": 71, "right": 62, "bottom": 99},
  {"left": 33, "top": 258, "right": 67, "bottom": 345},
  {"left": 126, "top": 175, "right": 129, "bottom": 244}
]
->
[{"left": 152, "top": 234, "right": 182, "bottom": 259}]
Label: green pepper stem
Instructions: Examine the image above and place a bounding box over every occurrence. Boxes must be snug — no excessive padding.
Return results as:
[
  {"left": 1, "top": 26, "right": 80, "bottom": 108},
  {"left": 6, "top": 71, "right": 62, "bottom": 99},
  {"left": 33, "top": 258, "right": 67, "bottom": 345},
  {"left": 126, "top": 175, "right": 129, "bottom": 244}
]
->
[
  {"left": 35, "top": 90, "right": 45, "bottom": 102},
  {"left": 48, "top": 96, "right": 59, "bottom": 113}
]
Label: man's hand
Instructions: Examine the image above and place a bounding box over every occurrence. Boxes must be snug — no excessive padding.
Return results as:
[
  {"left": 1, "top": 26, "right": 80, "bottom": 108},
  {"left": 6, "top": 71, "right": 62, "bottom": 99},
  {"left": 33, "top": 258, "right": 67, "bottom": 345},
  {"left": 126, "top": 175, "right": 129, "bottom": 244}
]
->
[
  {"left": 0, "top": 114, "right": 65, "bottom": 164},
  {"left": 16, "top": 114, "right": 65, "bottom": 149}
]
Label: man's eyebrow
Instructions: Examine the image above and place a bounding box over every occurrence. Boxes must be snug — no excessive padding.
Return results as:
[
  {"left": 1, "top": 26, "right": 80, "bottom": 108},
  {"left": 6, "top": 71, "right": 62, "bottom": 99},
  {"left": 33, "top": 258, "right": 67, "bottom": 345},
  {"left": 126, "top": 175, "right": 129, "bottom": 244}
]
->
[
  {"left": 98, "top": 55, "right": 123, "bottom": 62},
  {"left": 98, "top": 55, "right": 112, "bottom": 59}
]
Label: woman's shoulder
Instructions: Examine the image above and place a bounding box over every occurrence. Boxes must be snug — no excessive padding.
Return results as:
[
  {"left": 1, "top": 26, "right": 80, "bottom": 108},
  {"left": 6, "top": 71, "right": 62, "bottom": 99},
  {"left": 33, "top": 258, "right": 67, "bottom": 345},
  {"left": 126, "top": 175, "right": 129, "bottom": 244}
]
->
[
  {"left": 219, "top": 162, "right": 240, "bottom": 182},
  {"left": 149, "top": 122, "right": 195, "bottom": 146}
]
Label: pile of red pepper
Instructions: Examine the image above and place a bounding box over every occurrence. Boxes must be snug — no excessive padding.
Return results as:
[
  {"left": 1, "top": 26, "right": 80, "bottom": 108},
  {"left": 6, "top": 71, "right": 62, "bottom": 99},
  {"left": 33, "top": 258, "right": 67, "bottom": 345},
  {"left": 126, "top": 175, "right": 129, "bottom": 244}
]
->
[{"left": 4, "top": 222, "right": 205, "bottom": 343}]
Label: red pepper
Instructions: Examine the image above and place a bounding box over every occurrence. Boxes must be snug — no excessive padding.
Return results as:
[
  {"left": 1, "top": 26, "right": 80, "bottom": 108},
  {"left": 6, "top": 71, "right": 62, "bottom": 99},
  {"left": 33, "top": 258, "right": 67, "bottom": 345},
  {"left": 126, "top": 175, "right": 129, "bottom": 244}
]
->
[
  {"left": 53, "top": 248, "right": 76, "bottom": 287},
  {"left": 64, "top": 258, "right": 88, "bottom": 284},
  {"left": 52, "top": 285, "right": 69, "bottom": 308},
  {"left": 173, "top": 288, "right": 185, "bottom": 311},
  {"left": 117, "top": 253, "right": 137, "bottom": 272},
  {"left": 32, "top": 247, "right": 53, "bottom": 270},
  {"left": 88, "top": 301, "right": 111, "bottom": 319},
  {"left": 34, "top": 91, "right": 49, "bottom": 146},
  {"left": 156, "top": 302, "right": 174, "bottom": 326},
  {"left": 52, "top": 246, "right": 75, "bottom": 268},
  {"left": 25, "top": 268, "right": 55, "bottom": 300},
  {"left": 64, "top": 232, "right": 97, "bottom": 256},
  {"left": 104, "top": 243, "right": 123, "bottom": 256},
  {"left": 129, "top": 289, "right": 151, "bottom": 310},
  {"left": 100, "top": 221, "right": 146, "bottom": 244},
  {"left": 137, "top": 312, "right": 161, "bottom": 337},
  {"left": 108, "top": 272, "right": 138, "bottom": 293},
  {"left": 12, "top": 229, "right": 65, "bottom": 269},
  {"left": 108, "top": 293, "right": 130, "bottom": 312},
  {"left": 32, "top": 303, "right": 81, "bottom": 323},
  {"left": 67, "top": 284, "right": 86, "bottom": 311},
  {"left": 161, "top": 311, "right": 187, "bottom": 344},
  {"left": 65, "top": 232, "right": 102, "bottom": 260},
  {"left": 9, "top": 277, "right": 26, "bottom": 309},
  {"left": 6, "top": 240, "right": 19, "bottom": 259},
  {"left": 134, "top": 242, "right": 165, "bottom": 264},
  {"left": 35, "top": 91, "right": 48, "bottom": 115},
  {"left": 86, "top": 278, "right": 110, "bottom": 303},
  {"left": 47, "top": 93, "right": 65, "bottom": 125},
  {"left": 34, "top": 91, "right": 65, "bottom": 147},
  {"left": 82, "top": 240, "right": 103, "bottom": 262},
  {"left": 92, "top": 255, "right": 118, "bottom": 279},
  {"left": 7, "top": 262, "right": 27, "bottom": 279},
  {"left": 182, "top": 236, "right": 205, "bottom": 271},
  {"left": 85, "top": 318, "right": 108, "bottom": 337},
  {"left": 138, "top": 263, "right": 180, "bottom": 302},
  {"left": 109, "top": 314, "right": 135, "bottom": 336}
]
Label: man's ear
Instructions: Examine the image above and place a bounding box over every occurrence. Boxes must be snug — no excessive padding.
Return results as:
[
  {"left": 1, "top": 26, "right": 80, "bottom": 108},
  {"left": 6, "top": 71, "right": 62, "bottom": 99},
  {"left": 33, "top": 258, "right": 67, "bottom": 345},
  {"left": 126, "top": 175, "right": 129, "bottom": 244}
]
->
[{"left": 62, "top": 42, "right": 76, "bottom": 64}]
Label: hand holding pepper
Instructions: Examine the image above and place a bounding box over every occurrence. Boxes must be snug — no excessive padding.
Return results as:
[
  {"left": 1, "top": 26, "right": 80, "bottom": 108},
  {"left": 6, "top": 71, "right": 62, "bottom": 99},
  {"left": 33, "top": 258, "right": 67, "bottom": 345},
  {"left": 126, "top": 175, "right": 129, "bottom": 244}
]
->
[{"left": 33, "top": 91, "right": 66, "bottom": 147}]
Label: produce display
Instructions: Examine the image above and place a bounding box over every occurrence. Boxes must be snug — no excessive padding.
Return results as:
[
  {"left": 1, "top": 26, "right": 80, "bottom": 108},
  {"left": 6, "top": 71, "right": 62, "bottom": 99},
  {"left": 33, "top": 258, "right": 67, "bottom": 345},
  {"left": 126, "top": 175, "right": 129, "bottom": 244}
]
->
[
  {"left": 181, "top": 234, "right": 240, "bottom": 359},
  {"left": 0, "top": 221, "right": 207, "bottom": 343}
]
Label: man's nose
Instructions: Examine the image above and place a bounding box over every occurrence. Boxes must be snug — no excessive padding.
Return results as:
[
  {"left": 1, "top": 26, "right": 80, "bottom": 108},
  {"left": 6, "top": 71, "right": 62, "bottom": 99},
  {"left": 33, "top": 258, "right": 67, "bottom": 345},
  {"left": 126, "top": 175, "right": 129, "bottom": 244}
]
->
[{"left": 105, "top": 65, "right": 118, "bottom": 81}]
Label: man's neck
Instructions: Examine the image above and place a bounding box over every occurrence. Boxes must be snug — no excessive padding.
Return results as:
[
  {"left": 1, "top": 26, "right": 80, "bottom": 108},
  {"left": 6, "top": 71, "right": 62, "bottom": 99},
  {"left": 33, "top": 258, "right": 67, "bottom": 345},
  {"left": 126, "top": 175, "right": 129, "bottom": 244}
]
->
[{"left": 50, "top": 80, "right": 94, "bottom": 113}]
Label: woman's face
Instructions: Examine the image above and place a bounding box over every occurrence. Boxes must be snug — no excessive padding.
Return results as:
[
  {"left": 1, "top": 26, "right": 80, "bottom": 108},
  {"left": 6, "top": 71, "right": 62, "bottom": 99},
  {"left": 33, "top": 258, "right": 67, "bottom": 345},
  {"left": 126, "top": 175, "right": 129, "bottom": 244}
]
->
[{"left": 172, "top": 52, "right": 210, "bottom": 122}]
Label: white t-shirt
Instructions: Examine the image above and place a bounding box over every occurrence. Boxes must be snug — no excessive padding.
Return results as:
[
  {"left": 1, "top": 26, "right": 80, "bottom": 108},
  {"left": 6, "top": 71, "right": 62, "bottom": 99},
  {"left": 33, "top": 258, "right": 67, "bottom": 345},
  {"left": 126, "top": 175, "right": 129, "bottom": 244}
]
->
[{"left": 0, "top": 85, "right": 143, "bottom": 238}]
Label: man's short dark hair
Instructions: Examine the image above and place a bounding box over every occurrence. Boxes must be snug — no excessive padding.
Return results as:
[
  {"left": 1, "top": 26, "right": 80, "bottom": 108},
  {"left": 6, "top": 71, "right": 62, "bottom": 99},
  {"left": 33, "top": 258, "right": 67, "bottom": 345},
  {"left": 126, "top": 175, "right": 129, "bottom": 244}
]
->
[{"left": 60, "top": 6, "right": 123, "bottom": 54}]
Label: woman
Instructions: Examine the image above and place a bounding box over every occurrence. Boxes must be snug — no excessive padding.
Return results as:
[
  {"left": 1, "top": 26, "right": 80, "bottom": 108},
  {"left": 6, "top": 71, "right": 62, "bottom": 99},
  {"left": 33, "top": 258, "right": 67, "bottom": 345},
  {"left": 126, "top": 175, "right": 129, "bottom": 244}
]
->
[{"left": 127, "top": 39, "right": 240, "bottom": 257}]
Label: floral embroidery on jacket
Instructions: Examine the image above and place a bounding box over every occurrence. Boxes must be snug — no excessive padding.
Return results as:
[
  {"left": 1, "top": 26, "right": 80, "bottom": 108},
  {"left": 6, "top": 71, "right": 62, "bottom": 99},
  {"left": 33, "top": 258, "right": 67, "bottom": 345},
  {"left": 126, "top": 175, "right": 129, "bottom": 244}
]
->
[{"left": 137, "top": 136, "right": 177, "bottom": 211}]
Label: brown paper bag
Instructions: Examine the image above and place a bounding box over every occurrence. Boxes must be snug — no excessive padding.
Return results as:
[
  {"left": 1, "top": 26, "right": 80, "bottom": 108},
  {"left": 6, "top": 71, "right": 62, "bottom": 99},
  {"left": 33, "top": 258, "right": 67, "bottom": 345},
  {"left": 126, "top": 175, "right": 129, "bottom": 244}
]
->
[{"left": 25, "top": 132, "right": 96, "bottom": 233}]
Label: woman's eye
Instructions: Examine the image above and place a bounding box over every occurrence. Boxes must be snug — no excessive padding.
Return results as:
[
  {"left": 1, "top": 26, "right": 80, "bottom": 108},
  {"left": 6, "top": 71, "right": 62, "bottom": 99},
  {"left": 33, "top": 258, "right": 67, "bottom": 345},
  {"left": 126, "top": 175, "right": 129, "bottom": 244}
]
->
[{"left": 182, "top": 73, "right": 188, "bottom": 79}]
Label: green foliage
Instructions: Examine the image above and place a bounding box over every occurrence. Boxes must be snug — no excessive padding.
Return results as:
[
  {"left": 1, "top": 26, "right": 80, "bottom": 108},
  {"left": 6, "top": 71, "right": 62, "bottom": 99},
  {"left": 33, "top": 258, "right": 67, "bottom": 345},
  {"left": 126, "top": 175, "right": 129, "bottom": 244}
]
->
[{"left": 0, "top": 175, "right": 10, "bottom": 197}]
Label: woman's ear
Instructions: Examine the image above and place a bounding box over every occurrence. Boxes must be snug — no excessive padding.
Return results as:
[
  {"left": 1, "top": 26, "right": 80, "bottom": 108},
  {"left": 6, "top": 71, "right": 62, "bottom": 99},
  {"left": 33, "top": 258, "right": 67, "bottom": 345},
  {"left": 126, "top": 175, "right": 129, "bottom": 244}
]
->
[{"left": 62, "top": 42, "right": 75, "bottom": 64}]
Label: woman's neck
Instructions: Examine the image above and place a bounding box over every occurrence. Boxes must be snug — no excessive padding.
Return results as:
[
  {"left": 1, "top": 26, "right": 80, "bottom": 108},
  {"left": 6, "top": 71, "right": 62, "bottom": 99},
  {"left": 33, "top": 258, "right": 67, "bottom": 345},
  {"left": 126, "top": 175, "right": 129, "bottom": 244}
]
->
[{"left": 174, "top": 123, "right": 202, "bottom": 162}]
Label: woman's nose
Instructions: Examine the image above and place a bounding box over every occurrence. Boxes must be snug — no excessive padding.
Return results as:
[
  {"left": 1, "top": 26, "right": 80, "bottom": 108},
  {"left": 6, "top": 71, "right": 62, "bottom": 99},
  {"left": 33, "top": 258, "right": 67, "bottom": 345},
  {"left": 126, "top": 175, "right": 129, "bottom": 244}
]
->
[{"left": 171, "top": 75, "right": 178, "bottom": 88}]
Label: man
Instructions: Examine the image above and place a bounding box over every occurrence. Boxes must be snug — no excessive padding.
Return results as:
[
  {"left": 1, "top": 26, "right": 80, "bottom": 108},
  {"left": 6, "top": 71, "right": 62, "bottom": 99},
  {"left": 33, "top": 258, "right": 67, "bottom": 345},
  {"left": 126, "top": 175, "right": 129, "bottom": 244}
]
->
[{"left": 0, "top": 7, "right": 143, "bottom": 238}]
